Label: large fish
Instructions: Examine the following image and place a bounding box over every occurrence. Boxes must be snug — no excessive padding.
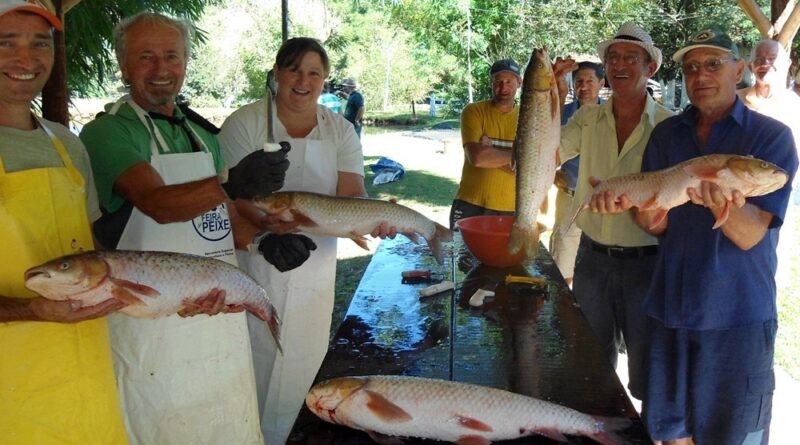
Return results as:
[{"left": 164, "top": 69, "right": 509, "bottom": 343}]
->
[
  {"left": 509, "top": 48, "right": 561, "bottom": 258},
  {"left": 306, "top": 375, "right": 631, "bottom": 445},
  {"left": 24, "top": 250, "right": 281, "bottom": 351},
  {"left": 565, "top": 154, "right": 788, "bottom": 233},
  {"left": 252, "top": 191, "right": 453, "bottom": 263}
]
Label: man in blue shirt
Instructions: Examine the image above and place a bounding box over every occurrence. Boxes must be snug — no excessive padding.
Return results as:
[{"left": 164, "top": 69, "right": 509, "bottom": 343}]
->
[
  {"left": 589, "top": 29, "right": 797, "bottom": 445},
  {"left": 342, "top": 78, "right": 365, "bottom": 138},
  {"left": 551, "top": 61, "right": 605, "bottom": 285}
]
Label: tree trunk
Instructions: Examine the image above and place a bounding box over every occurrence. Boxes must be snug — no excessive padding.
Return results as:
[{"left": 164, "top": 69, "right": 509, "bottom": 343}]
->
[
  {"left": 42, "top": 0, "right": 68, "bottom": 125},
  {"left": 411, "top": 100, "right": 416, "bottom": 119},
  {"left": 281, "top": 0, "right": 289, "bottom": 41}
]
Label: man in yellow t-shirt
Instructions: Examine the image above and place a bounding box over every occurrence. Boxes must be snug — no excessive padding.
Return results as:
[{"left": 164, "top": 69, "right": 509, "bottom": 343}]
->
[{"left": 450, "top": 59, "right": 521, "bottom": 229}]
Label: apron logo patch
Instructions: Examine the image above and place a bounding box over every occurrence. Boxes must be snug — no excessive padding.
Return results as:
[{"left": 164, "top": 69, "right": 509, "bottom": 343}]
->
[{"left": 193, "top": 203, "right": 232, "bottom": 241}]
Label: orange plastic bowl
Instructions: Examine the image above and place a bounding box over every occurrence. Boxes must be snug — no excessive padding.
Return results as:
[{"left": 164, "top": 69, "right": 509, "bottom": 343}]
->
[{"left": 457, "top": 215, "right": 527, "bottom": 268}]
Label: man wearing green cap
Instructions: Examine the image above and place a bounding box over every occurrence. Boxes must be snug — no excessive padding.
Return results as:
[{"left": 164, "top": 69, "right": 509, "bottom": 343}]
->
[
  {"left": 450, "top": 58, "right": 522, "bottom": 229},
  {"left": 590, "top": 28, "right": 797, "bottom": 445}
]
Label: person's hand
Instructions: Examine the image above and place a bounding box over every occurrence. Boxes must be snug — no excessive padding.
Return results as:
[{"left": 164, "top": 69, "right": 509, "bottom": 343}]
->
[
  {"left": 223, "top": 142, "right": 291, "bottom": 200},
  {"left": 258, "top": 234, "right": 317, "bottom": 272},
  {"left": 587, "top": 176, "right": 634, "bottom": 214},
  {"left": 687, "top": 181, "right": 745, "bottom": 220},
  {"left": 178, "top": 288, "right": 244, "bottom": 317},
  {"left": 29, "top": 297, "right": 126, "bottom": 323},
  {"left": 553, "top": 56, "right": 578, "bottom": 79},
  {"left": 370, "top": 222, "right": 398, "bottom": 239}
]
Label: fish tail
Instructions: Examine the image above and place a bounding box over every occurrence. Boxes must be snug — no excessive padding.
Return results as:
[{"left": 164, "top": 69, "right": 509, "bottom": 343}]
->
[
  {"left": 508, "top": 221, "right": 540, "bottom": 257},
  {"left": 247, "top": 302, "right": 283, "bottom": 354},
  {"left": 560, "top": 203, "right": 586, "bottom": 238},
  {"left": 429, "top": 223, "right": 453, "bottom": 264},
  {"left": 586, "top": 416, "right": 633, "bottom": 445}
]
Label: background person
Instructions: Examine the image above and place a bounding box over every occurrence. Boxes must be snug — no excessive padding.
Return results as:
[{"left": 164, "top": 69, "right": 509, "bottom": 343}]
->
[
  {"left": 550, "top": 61, "right": 605, "bottom": 286},
  {"left": 555, "top": 21, "right": 675, "bottom": 401},
  {"left": 449, "top": 58, "right": 521, "bottom": 229},
  {"left": 79, "top": 12, "right": 287, "bottom": 444},
  {"left": 0, "top": 2, "right": 128, "bottom": 442},
  {"left": 219, "top": 37, "right": 395, "bottom": 445},
  {"left": 591, "top": 29, "right": 797, "bottom": 444},
  {"left": 342, "top": 77, "right": 365, "bottom": 137},
  {"left": 318, "top": 80, "right": 343, "bottom": 113}
]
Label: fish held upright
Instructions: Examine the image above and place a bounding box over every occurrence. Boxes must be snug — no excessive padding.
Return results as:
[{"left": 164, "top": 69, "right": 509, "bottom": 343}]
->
[{"left": 508, "top": 48, "right": 561, "bottom": 258}]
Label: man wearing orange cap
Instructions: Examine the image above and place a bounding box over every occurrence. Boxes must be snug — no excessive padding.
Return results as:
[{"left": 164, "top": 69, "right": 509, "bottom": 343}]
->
[{"left": 0, "top": 1, "right": 129, "bottom": 443}]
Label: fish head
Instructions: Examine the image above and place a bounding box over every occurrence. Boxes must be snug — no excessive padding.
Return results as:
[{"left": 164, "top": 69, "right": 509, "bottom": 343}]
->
[
  {"left": 252, "top": 192, "right": 294, "bottom": 216},
  {"left": 526, "top": 48, "right": 554, "bottom": 92},
  {"left": 24, "top": 253, "right": 109, "bottom": 300},
  {"left": 726, "top": 156, "right": 789, "bottom": 196},
  {"left": 306, "top": 376, "right": 368, "bottom": 423}
]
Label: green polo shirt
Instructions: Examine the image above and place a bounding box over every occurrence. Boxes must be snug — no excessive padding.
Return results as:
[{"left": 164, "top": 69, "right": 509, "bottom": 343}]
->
[{"left": 79, "top": 101, "right": 225, "bottom": 214}]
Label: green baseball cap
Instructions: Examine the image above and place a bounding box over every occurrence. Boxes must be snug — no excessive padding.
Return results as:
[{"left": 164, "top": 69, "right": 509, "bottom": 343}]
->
[{"left": 673, "top": 28, "right": 740, "bottom": 62}]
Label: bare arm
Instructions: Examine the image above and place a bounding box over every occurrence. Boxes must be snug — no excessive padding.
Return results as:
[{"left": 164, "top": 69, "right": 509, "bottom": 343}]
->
[
  {"left": 113, "top": 162, "right": 229, "bottom": 224},
  {"left": 687, "top": 182, "right": 772, "bottom": 250},
  {"left": 587, "top": 178, "right": 667, "bottom": 236},
  {"left": 464, "top": 136, "right": 513, "bottom": 169},
  {"left": 355, "top": 105, "right": 365, "bottom": 124},
  {"left": 337, "top": 171, "right": 368, "bottom": 198},
  {"left": 0, "top": 296, "right": 125, "bottom": 323}
]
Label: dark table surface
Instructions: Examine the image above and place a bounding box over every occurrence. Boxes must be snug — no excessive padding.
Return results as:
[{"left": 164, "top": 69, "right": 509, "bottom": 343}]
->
[{"left": 288, "top": 234, "right": 652, "bottom": 444}]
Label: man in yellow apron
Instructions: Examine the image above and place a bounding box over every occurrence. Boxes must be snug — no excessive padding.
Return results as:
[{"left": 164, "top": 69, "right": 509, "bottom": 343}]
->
[
  {"left": 0, "top": 2, "right": 129, "bottom": 443},
  {"left": 79, "top": 12, "right": 290, "bottom": 445}
]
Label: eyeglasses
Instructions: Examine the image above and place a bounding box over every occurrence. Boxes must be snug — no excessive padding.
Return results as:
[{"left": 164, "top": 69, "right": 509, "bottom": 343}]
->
[
  {"left": 682, "top": 57, "right": 735, "bottom": 75},
  {"left": 605, "top": 54, "right": 641, "bottom": 66}
]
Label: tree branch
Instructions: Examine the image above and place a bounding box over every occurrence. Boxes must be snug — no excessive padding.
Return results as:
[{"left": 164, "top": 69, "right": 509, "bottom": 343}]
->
[
  {"left": 738, "top": 0, "right": 776, "bottom": 38},
  {"left": 776, "top": 2, "right": 800, "bottom": 48}
]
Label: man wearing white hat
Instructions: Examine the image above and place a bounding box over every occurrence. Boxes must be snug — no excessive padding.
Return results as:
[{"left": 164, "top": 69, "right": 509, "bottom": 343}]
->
[
  {"left": 555, "top": 21, "right": 675, "bottom": 402},
  {"left": 0, "top": 1, "right": 129, "bottom": 442},
  {"left": 342, "top": 78, "right": 365, "bottom": 137}
]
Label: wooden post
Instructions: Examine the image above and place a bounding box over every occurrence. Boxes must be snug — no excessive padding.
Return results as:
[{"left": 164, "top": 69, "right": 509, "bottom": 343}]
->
[
  {"left": 281, "top": 0, "right": 288, "bottom": 42},
  {"left": 41, "top": 0, "right": 68, "bottom": 125}
]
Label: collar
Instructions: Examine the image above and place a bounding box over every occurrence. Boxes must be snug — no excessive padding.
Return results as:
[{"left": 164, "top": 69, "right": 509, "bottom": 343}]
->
[
  {"left": 600, "top": 93, "right": 658, "bottom": 126},
  {"left": 679, "top": 95, "right": 745, "bottom": 127},
  {"left": 146, "top": 106, "right": 186, "bottom": 125}
]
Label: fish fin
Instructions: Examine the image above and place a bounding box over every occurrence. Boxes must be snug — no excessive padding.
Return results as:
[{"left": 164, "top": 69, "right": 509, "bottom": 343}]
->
[
  {"left": 402, "top": 232, "right": 421, "bottom": 244},
  {"left": 456, "top": 435, "right": 492, "bottom": 445},
  {"left": 111, "top": 286, "right": 146, "bottom": 306},
  {"left": 561, "top": 203, "right": 587, "bottom": 238},
  {"left": 712, "top": 201, "right": 731, "bottom": 229},
  {"left": 110, "top": 277, "right": 160, "bottom": 297},
  {"left": 365, "top": 430, "right": 406, "bottom": 445},
  {"left": 534, "top": 429, "right": 568, "bottom": 442},
  {"left": 427, "top": 223, "right": 453, "bottom": 265},
  {"left": 638, "top": 194, "right": 658, "bottom": 210},
  {"left": 549, "top": 83, "right": 560, "bottom": 120},
  {"left": 585, "top": 415, "right": 633, "bottom": 445},
  {"left": 683, "top": 163, "right": 721, "bottom": 180},
  {"left": 508, "top": 221, "right": 540, "bottom": 258},
  {"left": 364, "top": 390, "right": 412, "bottom": 423},
  {"left": 350, "top": 235, "right": 370, "bottom": 250},
  {"left": 456, "top": 415, "right": 493, "bottom": 432},
  {"left": 648, "top": 209, "right": 669, "bottom": 231},
  {"left": 245, "top": 302, "right": 283, "bottom": 355},
  {"left": 539, "top": 194, "right": 548, "bottom": 215},
  {"left": 289, "top": 209, "right": 317, "bottom": 226}
]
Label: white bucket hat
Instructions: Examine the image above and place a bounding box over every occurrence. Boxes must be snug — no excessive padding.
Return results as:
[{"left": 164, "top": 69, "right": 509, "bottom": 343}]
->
[
  {"left": 596, "top": 21, "right": 662, "bottom": 72},
  {"left": 0, "top": 0, "right": 62, "bottom": 30}
]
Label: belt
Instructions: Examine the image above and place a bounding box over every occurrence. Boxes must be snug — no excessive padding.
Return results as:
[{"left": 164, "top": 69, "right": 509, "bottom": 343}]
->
[{"left": 588, "top": 240, "right": 658, "bottom": 258}]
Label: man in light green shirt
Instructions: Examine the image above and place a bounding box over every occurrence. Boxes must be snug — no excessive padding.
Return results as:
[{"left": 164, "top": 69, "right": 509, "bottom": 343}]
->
[{"left": 554, "top": 21, "right": 675, "bottom": 402}]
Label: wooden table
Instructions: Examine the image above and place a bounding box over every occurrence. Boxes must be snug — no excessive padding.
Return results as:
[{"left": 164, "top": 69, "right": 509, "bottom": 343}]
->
[{"left": 288, "top": 234, "right": 652, "bottom": 444}]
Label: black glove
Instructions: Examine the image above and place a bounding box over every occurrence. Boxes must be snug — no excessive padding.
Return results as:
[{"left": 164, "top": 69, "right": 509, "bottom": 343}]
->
[
  {"left": 258, "top": 234, "right": 317, "bottom": 272},
  {"left": 223, "top": 142, "right": 291, "bottom": 200}
]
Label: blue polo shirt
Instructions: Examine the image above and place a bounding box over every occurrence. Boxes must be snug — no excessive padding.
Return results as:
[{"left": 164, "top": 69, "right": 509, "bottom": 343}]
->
[{"left": 641, "top": 98, "right": 798, "bottom": 330}]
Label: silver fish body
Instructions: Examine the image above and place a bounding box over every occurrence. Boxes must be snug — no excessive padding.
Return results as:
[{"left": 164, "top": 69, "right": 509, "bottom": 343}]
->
[
  {"left": 306, "top": 375, "right": 631, "bottom": 445},
  {"left": 565, "top": 154, "right": 789, "bottom": 232},
  {"left": 253, "top": 191, "right": 453, "bottom": 263},
  {"left": 24, "top": 250, "right": 281, "bottom": 350},
  {"left": 509, "top": 48, "right": 561, "bottom": 258}
]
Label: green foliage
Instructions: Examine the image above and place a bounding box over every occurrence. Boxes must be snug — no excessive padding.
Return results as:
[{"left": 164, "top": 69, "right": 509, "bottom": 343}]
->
[{"left": 65, "top": 0, "right": 215, "bottom": 97}]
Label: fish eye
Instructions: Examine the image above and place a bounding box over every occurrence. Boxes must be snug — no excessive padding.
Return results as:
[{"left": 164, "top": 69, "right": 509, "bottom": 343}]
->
[
  {"left": 59, "top": 261, "right": 70, "bottom": 271},
  {"left": 760, "top": 162, "right": 769, "bottom": 168}
]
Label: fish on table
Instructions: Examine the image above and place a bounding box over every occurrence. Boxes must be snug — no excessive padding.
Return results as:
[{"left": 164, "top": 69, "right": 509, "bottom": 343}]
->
[
  {"left": 509, "top": 48, "right": 561, "bottom": 258},
  {"left": 306, "top": 375, "right": 632, "bottom": 445},
  {"left": 252, "top": 191, "right": 453, "bottom": 264},
  {"left": 566, "top": 154, "right": 789, "bottom": 233},
  {"left": 24, "top": 250, "right": 282, "bottom": 351}
]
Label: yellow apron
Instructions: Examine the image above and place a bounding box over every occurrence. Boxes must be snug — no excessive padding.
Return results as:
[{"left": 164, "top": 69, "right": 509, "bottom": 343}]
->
[{"left": 0, "top": 121, "right": 128, "bottom": 444}]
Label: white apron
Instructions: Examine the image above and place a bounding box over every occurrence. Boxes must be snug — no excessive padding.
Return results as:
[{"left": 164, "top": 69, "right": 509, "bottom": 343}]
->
[
  {"left": 107, "top": 97, "right": 262, "bottom": 445},
  {"left": 242, "top": 105, "right": 340, "bottom": 444}
]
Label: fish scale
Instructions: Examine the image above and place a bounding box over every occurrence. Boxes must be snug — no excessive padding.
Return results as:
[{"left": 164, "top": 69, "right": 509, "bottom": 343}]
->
[
  {"left": 24, "top": 250, "right": 282, "bottom": 351},
  {"left": 563, "top": 154, "right": 789, "bottom": 234},
  {"left": 307, "top": 375, "right": 631, "bottom": 445},
  {"left": 509, "top": 48, "right": 561, "bottom": 258}
]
